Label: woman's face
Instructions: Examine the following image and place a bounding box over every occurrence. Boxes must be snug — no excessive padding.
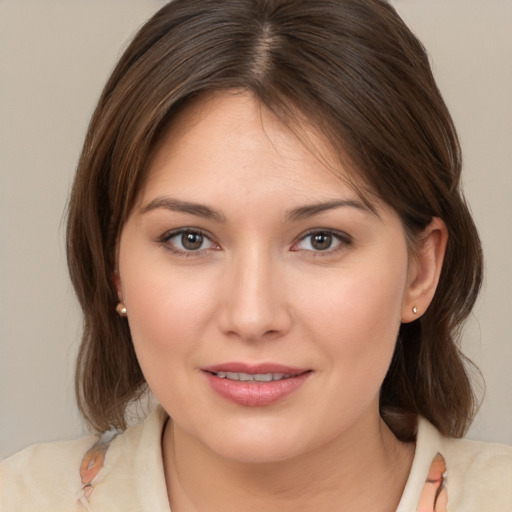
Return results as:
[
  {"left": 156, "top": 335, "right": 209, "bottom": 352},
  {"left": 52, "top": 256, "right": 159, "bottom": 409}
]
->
[{"left": 117, "top": 91, "right": 416, "bottom": 463}]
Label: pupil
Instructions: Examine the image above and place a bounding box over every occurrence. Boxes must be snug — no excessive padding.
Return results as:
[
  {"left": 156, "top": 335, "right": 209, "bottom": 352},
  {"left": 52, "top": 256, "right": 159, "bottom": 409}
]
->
[
  {"left": 182, "top": 232, "right": 203, "bottom": 250},
  {"left": 312, "top": 233, "right": 332, "bottom": 250}
]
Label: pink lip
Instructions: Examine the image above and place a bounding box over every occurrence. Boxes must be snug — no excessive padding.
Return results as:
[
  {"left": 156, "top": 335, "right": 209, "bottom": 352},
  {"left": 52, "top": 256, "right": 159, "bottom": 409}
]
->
[
  {"left": 202, "top": 362, "right": 311, "bottom": 407},
  {"left": 203, "top": 362, "right": 307, "bottom": 374}
]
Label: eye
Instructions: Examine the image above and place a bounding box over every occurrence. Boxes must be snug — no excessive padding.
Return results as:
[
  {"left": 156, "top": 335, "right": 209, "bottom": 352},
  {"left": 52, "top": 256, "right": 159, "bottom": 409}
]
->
[
  {"left": 160, "top": 229, "right": 218, "bottom": 253},
  {"left": 292, "top": 230, "right": 350, "bottom": 253}
]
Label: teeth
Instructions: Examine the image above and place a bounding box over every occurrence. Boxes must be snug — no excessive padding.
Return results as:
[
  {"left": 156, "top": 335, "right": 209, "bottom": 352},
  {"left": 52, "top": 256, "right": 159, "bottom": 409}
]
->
[
  {"left": 254, "top": 373, "right": 274, "bottom": 382},
  {"left": 215, "top": 371, "right": 291, "bottom": 382}
]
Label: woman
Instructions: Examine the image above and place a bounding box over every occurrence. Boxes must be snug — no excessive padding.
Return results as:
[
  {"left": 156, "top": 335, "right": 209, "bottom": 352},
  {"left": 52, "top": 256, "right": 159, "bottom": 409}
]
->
[{"left": 2, "top": 0, "right": 511, "bottom": 510}]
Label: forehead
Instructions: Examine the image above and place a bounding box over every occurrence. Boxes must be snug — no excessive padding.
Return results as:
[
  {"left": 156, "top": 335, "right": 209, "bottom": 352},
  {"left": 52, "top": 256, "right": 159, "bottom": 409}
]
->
[{"left": 139, "top": 91, "right": 374, "bottom": 209}]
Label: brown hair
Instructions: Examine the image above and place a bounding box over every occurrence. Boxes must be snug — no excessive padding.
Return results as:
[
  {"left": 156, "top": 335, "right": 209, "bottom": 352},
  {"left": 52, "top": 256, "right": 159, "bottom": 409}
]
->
[{"left": 67, "top": 0, "right": 483, "bottom": 438}]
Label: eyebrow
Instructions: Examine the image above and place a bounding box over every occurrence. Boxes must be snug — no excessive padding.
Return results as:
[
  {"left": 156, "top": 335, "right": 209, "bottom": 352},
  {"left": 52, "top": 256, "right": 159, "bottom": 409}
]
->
[
  {"left": 140, "top": 197, "right": 227, "bottom": 222},
  {"left": 140, "top": 197, "right": 376, "bottom": 223},
  {"left": 286, "top": 199, "right": 376, "bottom": 221}
]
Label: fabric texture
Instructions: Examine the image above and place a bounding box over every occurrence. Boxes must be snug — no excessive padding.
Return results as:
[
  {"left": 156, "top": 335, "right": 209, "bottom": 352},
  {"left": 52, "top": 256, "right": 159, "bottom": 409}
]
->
[{"left": 2, "top": 408, "right": 511, "bottom": 511}]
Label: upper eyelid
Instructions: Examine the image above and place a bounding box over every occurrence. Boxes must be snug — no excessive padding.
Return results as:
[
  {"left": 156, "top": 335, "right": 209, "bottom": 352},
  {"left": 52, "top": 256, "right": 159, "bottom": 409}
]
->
[
  {"left": 157, "top": 227, "right": 351, "bottom": 252},
  {"left": 159, "top": 227, "right": 213, "bottom": 241},
  {"left": 295, "top": 228, "right": 352, "bottom": 243},
  {"left": 290, "top": 229, "right": 353, "bottom": 254},
  {"left": 158, "top": 228, "right": 219, "bottom": 253}
]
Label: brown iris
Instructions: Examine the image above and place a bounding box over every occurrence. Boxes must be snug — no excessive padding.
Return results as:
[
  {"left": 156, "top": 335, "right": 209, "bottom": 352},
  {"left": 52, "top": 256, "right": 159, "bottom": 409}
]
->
[
  {"left": 181, "top": 232, "right": 204, "bottom": 250},
  {"left": 310, "top": 232, "right": 333, "bottom": 251}
]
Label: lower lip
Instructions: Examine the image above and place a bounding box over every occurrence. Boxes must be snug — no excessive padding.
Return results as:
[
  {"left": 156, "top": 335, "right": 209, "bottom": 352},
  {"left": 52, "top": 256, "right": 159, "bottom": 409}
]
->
[{"left": 204, "top": 372, "right": 311, "bottom": 407}]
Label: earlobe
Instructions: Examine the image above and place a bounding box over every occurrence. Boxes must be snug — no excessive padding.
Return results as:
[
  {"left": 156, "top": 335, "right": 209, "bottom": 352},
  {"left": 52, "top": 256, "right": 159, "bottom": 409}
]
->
[
  {"left": 113, "top": 271, "right": 128, "bottom": 317},
  {"left": 402, "top": 217, "right": 448, "bottom": 323}
]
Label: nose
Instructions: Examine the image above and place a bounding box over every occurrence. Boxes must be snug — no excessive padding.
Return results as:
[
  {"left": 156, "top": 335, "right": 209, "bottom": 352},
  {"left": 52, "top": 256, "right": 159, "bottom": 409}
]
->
[{"left": 218, "top": 247, "right": 292, "bottom": 342}]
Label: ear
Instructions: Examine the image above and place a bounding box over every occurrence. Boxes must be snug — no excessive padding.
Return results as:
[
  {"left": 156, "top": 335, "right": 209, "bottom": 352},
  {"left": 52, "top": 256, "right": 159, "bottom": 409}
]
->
[
  {"left": 401, "top": 217, "right": 448, "bottom": 323},
  {"left": 113, "top": 269, "right": 124, "bottom": 302}
]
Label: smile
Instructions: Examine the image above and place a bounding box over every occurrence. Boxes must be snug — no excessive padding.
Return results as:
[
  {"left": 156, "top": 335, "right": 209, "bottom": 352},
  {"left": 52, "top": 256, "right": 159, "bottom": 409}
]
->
[
  {"left": 202, "top": 364, "right": 311, "bottom": 407},
  {"left": 213, "top": 371, "right": 294, "bottom": 382}
]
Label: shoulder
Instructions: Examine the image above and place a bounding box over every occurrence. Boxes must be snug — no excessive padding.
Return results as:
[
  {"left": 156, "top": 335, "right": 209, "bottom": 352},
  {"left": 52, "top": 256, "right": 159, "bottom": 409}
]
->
[
  {"left": 1, "top": 434, "right": 98, "bottom": 511},
  {"left": 0, "top": 406, "right": 170, "bottom": 512},
  {"left": 398, "top": 418, "right": 512, "bottom": 512},
  {"left": 440, "top": 435, "right": 512, "bottom": 511},
  {"left": 442, "top": 434, "right": 512, "bottom": 469},
  {"left": 417, "top": 418, "right": 512, "bottom": 511}
]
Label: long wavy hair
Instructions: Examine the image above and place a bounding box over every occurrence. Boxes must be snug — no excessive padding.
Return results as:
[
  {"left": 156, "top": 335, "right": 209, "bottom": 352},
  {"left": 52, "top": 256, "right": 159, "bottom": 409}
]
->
[{"left": 67, "top": 0, "right": 483, "bottom": 438}]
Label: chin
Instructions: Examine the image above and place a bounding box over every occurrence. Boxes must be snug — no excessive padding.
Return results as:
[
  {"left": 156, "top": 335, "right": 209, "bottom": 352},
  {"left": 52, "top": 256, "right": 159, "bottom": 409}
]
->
[
  {"left": 195, "top": 413, "right": 336, "bottom": 466},
  {"left": 210, "top": 434, "right": 307, "bottom": 465}
]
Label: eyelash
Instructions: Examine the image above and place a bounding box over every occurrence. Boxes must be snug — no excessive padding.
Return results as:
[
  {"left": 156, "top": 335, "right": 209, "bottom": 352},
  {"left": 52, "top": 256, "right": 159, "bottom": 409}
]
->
[
  {"left": 158, "top": 228, "right": 219, "bottom": 257},
  {"left": 158, "top": 228, "right": 352, "bottom": 257},
  {"left": 291, "top": 229, "right": 352, "bottom": 256}
]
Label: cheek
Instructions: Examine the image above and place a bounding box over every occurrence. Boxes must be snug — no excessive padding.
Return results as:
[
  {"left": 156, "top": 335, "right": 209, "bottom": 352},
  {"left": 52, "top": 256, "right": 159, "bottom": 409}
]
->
[
  {"left": 121, "top": 269, "right": 213, "bottom": 413},
  {"left": 299, "top": 273, "right": 405, "bottom": 430},
  {"left": 300, "top": 254, "right": 407, "bottom": 379},
  {"left": 126, "top": 272, "right": 214, "bottom": 348},
  {"left": 118, "top": 247, "right": 218, "bottom": 380},
  {"left": 305, "top": 268, "right": 405, "bottom": 336}
]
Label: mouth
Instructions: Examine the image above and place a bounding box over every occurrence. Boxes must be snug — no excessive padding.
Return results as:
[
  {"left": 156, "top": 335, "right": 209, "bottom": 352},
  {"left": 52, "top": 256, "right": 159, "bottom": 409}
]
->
[
  {"left": 202, "top": 363, "right": 312, "bottom": 407},
  {"left": 207, "top": 371, "right": 305, "bottom": 382}
]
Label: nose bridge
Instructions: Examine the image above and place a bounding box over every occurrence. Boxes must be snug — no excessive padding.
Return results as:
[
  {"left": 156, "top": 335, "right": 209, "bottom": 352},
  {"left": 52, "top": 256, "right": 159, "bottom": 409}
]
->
[{"left": 220, "top": 242, "right": 290, "bottom": 340}]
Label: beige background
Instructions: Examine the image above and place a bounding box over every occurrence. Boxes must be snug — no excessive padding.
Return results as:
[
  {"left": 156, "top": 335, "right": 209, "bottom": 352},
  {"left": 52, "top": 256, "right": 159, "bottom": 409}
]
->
[{"left": 1, "top": 0, "right": 511, "bottom": 458}]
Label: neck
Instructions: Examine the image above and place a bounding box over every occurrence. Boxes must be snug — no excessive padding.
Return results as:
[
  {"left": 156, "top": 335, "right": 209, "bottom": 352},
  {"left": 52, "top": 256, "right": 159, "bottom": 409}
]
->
[{"left": 162, "top": 410, "right": 414, "bottom": 512}]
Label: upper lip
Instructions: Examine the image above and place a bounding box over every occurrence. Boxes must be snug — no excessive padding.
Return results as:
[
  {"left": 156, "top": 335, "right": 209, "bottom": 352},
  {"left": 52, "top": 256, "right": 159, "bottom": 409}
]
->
[{"left": 202, "top": 362, "right": 309, "bottom": 375}]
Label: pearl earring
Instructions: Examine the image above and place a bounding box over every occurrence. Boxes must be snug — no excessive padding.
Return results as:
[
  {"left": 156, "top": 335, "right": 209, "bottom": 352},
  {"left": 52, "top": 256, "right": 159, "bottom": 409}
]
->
[
  {"left": 116, "top": 302, "right": 127, "bottom": 317},
  {"left": 412, "top": 306, "right": 418, "bottom": 314}
]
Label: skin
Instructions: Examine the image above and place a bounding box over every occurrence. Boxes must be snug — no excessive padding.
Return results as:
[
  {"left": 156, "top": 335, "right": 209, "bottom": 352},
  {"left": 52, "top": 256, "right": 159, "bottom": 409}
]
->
[{"left": 116, "top": 91, "right": 447, "bottom": 511}]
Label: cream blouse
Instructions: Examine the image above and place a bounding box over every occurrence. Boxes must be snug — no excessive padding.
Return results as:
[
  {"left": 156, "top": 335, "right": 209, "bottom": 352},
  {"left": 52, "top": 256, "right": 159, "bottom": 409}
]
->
[{"left": 2, "top": 407, "right": 511, "bottom": 511}]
